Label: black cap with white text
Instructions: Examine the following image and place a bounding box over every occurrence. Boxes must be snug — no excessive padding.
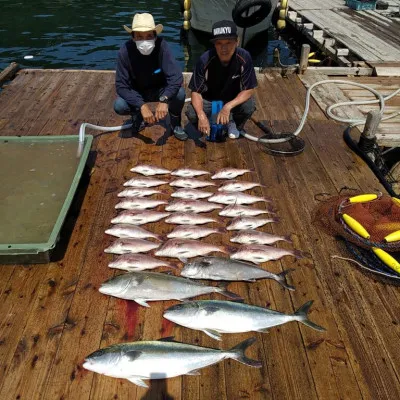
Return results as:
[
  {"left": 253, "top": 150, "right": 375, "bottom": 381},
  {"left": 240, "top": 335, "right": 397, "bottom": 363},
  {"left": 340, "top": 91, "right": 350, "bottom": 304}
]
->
[{"left": 210, "top": 20, "right": 238, "bottom": 42}]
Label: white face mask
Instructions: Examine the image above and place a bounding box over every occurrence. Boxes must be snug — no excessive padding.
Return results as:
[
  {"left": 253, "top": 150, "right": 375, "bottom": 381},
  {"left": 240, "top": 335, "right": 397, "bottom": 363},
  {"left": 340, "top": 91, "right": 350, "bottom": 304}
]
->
[{"left": 136, "top": 39, "right": 155, "bottom": 55}]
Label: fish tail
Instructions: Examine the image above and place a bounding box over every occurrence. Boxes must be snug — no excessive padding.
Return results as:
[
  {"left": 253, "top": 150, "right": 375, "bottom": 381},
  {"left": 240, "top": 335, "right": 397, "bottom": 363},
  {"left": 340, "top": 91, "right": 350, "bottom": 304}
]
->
[
  {"left": 228, "top": 337, "right": 262, "bottom": 368},
  {"left": 216, "top": 283, "right": 243, "bottom": 302},
  {"left": 224, "top": 245, "right": 237, "bottom": 254},
  {"left": 165, "top": 262, "right": 180, "bottom": 270},
  {"left": 271, "top": 217, "right": 280, "bottom": 223},
  {"left": 293, "top": 249, "right": 304, "bottom": 259},
  {"left": 293, "top": 301, "right": 326, "bottom": 332},
  {"left": 276, "top": 269, "right": 296, "bottom": 291},
  {"left": 283, "top": 235, "right": 293, "bottom": 243}
]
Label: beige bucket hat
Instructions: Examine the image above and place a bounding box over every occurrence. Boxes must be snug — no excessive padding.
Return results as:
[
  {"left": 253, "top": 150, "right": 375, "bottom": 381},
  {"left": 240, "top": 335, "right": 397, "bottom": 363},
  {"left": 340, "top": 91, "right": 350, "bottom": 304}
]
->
[{"left": 123, "top": 13, "right": 163, "bottom": 35}]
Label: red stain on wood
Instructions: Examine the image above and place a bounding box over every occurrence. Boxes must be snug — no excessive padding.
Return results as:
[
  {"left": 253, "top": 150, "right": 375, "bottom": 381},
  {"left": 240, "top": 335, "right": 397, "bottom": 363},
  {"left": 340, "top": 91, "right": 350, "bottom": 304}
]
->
[
  {"left": 160, "top": 318, "right": 174, "bottom": 337},
  {"left": 125, "top": 301, "right": 140, "bottom": 339}
]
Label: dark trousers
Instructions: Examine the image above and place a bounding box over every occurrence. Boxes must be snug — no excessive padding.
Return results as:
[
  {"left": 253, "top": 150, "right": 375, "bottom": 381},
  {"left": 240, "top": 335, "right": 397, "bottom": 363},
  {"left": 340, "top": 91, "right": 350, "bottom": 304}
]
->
[
  {"left": 114, "top": 87, "right": 186, "bottom": 131},
  {"left": 185, "top": 97, "right": 256, "bottom": 131}
]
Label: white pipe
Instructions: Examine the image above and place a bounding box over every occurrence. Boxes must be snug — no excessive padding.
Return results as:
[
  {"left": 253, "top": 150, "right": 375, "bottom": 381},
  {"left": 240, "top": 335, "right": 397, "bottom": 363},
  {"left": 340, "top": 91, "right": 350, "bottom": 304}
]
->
[{"left": 76, "top": 82, "right": 400, "bottom": 156}]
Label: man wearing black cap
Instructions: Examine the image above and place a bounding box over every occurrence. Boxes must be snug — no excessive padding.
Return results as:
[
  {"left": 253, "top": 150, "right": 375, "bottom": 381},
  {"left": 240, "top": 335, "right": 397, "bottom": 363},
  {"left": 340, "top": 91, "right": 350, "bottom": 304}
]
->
[{"left": 186, "top": 20, "right": 257, "bottom": 139}]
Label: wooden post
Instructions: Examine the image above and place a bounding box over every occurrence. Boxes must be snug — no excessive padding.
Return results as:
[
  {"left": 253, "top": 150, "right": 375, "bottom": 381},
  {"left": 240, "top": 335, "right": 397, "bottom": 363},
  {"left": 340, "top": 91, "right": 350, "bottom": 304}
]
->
[
  {"left": 0, "top": 62, "right": 19, "bottom": 87},
  {"left": 362, "top": 110, "right": 381, "bottom": 140},
  {"left": 298, "top": 44, "right": 310, "bottom": 74}
]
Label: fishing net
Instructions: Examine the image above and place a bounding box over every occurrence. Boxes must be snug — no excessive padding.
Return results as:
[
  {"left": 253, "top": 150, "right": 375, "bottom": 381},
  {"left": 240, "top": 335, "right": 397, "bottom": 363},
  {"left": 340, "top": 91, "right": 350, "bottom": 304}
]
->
[
  {"left": 314, "top": 194, "right": 400, "bottom": 282},
  {"left": 314, "top": 194, "right": 400, "bottom": 250}
]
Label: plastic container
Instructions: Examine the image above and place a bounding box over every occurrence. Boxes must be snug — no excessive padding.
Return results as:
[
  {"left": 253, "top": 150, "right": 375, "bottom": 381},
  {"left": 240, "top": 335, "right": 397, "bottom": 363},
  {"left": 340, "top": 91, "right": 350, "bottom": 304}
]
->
[
  {"left": 206, "top": 100, "right": 227, "bottom": 143},
  {"left": 345, "top": 0, "right": 376, "bottom": 11},
  {"left": 0, "top": 135, "right": 93, "bottom": 264}
]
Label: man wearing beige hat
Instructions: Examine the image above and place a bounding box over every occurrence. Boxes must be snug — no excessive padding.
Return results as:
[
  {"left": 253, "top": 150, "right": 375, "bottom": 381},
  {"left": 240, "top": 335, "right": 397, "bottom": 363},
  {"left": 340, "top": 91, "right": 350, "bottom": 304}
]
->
[{"left": 114, "top": 13, "right": 187, "bottom": 140}]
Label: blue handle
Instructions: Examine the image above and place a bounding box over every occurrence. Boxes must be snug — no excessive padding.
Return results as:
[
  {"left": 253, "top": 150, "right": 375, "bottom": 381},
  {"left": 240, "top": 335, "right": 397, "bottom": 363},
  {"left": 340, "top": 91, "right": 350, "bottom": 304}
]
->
[{"left": 211, "top": 101, "right": 224, "bottom": 123}]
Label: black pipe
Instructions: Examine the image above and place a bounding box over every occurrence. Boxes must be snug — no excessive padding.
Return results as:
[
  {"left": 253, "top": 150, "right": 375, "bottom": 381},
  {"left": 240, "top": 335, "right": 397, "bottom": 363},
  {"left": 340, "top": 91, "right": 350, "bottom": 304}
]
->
[{"left": 343, "top": 127, "right": 399, "bottom": 198}]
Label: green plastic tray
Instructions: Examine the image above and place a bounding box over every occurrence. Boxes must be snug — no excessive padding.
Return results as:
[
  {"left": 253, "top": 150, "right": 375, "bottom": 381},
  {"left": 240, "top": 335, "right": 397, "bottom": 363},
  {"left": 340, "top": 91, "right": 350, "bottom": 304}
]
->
[{"left": 0, "top": 135, "right": 93, "bottom": 263}]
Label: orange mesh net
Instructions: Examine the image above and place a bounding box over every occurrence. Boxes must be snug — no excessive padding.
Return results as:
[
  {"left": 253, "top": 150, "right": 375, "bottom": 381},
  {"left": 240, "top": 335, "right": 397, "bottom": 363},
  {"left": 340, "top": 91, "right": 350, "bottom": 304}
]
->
[
  {"left": 314, "top": 194, "right": 400, "bottom": 282},
  {"left": 314, "top": 194, "right": 400, "bottom": 251}
]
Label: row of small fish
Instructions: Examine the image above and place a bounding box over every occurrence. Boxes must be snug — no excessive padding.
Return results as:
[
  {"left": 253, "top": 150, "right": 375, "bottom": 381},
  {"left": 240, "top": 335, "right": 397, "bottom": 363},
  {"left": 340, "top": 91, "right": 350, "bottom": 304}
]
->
[
  {"left": 123, "top": 177, "right": 270, "bottom": 198},
  {"left": 106, "top": 223, "right": 290, "bottom": 245},
  {"left": 130, "top": 165, "right": 254, "bottom": 180},
  {"left": 114, "top": 198, "right": 275, "bottom": 219},
  {"left": 118, "top": 183, "right": 265, "bottom": 200},
  {"left": 105, "top": 237, "right": 301, "bottom": 264}
]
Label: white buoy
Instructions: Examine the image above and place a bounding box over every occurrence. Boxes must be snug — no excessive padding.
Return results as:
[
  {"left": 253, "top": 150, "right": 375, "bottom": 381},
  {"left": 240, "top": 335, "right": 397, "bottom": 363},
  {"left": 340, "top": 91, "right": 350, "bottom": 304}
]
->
[{"left": 24, "top": 55, "right": 34, "bottom": 60}]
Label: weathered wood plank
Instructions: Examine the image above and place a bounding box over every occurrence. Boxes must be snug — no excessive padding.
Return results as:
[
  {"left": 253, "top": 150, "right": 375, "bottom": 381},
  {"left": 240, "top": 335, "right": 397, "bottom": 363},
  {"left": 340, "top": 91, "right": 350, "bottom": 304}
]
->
[{"left": 0, "top": 62, "right": 19, "bottom": 87}]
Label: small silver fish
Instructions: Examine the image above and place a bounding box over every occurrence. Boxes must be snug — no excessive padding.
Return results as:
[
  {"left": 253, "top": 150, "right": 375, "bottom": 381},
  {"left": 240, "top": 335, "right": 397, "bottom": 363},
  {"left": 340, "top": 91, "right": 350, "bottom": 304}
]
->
[
  {"left": 208, "top": 192, "right": 271, "bottom": 205},
  {"left": 170, "top": 178, "right": 216, "bottom": 189},
  {"left": 227, "top": 217, "right": 278, "bottom": 230},
  {"left": 104, "top": 238, "right": 160, "bottom": 254},
  {"left": 99, "top": 271, "right": 242, "bottom": 307},
  {"left": 219, "top": 204, "right": 273, "bottom": 217},
  {"left": 115, "top": 198, "right": 167, "bottom": 210},
  {"left": 230, "top": 230, "right": 292, "bottom": 245},
  {"left": 130, "top": 164, "right": 171, "bottom": 176},
  {"left": 105, "top": 224, "right": 162, "bottom": 240},
  {"left": 218, "top": 181, "right": 262, "bottom": 192},
  {"left": 108, "top": 254, "right": 176, "bottom": 271},
  {"left": 171, "top": 188, "right": 213, "bottom": 200},
  {"left": 111, "top": 211, "right": 170, "bottom": 225},
  {"left": 123, "top": 177, "right": 168, "bottom": 188},
  {"left": 164, "top": 300, "right": 325, "bottom": 341},
  {"left": 181, "top": 256, "right": 294, "bottom": 290},
  {"left": 211, "top": 168, "right": 253, "bottom": 180},
  {"left": 118, "top": 188, "right": 164, "bottom": 198},
  {"left": 83, "top": 337, "right": 260, "bottom": 387},
  {"left": 230, "top": 244, "right": 304, "bottom": 263},
  {"left": 171, "top": 168, "right": 210, "bottom": 178},
  {"left": 165, "top": 200, "right": 222, "bottom": 213},
  {"left": 167, "top": 226, "right": 224, "bottom": 240},
  {"left": 165, "top": 213, "right": 217, "bottom": 225},
  {"left": 155, "top": 239, "right": 227, "bottom": 260}
]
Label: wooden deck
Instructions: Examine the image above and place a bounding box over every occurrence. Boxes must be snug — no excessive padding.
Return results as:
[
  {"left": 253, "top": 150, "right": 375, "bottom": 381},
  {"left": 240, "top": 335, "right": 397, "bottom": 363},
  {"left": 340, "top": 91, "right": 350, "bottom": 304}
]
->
[
  {"left": 287, "top": 0, "right": 400, "bottom": 66},
  {"left": 300, "top": 72, "right": 400, "bottom": 146},
  {"left": 0, "top": 69, "right": 400, "bottom": 400}
]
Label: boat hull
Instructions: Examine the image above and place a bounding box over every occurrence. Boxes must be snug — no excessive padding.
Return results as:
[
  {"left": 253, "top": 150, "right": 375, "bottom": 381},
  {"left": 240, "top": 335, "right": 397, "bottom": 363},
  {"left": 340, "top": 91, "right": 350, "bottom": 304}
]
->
[{"left": 189, "top": 0, "right": 279, "bottom": 46}]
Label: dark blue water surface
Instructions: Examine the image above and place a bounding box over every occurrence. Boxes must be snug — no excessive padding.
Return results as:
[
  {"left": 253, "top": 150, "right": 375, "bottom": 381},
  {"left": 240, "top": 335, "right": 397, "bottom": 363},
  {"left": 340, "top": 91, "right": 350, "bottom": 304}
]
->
[{"left": 0, "top": 0, "right": 297, "bottom": 71}]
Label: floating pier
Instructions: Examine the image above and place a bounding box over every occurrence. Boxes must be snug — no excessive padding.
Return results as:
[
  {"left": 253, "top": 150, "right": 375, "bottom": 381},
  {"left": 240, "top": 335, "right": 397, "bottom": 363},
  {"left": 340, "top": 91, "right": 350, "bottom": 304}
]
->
[{"left": 0, "top": 67, "right": 399, "bottom": 399}]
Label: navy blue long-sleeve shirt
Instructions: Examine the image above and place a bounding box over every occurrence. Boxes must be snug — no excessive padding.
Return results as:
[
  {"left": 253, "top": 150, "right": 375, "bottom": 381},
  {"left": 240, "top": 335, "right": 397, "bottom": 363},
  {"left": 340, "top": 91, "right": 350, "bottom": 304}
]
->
[{"left": 115, "top": 37, "right": 183, "bottom": 108}]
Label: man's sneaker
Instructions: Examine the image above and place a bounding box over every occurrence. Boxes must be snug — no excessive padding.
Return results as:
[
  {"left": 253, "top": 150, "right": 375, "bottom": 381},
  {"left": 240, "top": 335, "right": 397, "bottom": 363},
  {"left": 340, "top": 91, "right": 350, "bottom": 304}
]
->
[
  {"left": 173, "top": 126, "right": 188, "bottom": 141},
  {"left": 228, "top": 121, "right": 240, "bottom": 139}
]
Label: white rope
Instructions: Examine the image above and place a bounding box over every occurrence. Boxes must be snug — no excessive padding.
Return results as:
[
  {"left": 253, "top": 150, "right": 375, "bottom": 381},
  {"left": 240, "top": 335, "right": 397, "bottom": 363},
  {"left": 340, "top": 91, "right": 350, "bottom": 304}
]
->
[{"left": 242, "top": 80, "right": 400, "bottom": 143}]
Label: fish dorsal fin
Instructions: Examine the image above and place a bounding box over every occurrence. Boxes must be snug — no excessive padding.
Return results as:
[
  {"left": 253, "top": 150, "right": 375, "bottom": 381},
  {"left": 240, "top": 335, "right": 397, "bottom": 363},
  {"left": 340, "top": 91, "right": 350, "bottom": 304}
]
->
[
  {"left": 203, "top": 329, "right": 222, "bottom": 341},
  {"left": 127, "top": 376, "right": 148, "bottom": 387},
  {"left": 186, "top": 369, "right": 201, "bottom": 376},
  {"left": 157, "top": 336, "right": 176, "bottom": 342},
  {"left": 125, "top": 350, "right": 143, "bottom": 362}
]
